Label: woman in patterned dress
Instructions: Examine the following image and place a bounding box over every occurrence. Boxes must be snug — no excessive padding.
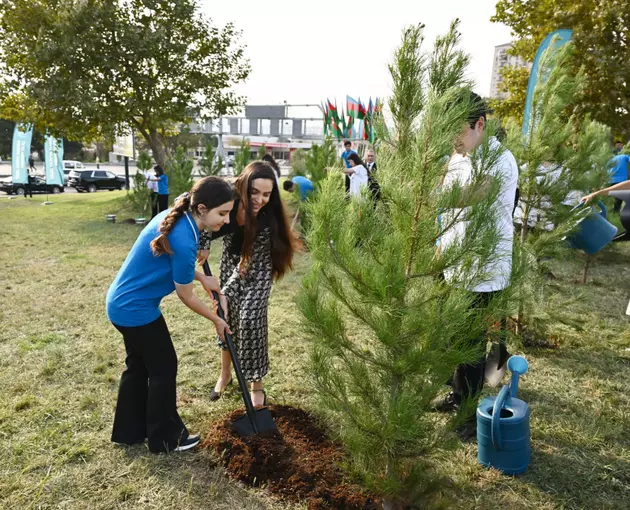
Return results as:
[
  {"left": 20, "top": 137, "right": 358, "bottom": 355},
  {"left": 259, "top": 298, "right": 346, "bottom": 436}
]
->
[{"left": 198, "top": 161, "right": 297, "bottom": 406}]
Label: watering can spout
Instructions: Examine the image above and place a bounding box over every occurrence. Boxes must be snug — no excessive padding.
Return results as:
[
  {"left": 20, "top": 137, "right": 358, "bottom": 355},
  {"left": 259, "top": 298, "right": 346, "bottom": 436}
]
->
[{"left": 507, "top": 356, "right": 529, "bottom": 398}]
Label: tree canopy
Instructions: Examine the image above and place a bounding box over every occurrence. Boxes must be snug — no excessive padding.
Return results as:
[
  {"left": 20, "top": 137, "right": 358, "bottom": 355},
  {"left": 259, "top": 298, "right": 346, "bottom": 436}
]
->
[
  {"left": 0, "top": 0, "right": 250, "bottom": 167},
  {"left": 492, "top": 0, "right": 630, "bottom": 138}
]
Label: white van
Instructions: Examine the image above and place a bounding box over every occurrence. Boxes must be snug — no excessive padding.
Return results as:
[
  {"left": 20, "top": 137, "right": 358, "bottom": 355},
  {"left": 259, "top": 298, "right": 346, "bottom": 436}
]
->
[{"left": 63, "top": 160, "right": 87, "bottom": 184}]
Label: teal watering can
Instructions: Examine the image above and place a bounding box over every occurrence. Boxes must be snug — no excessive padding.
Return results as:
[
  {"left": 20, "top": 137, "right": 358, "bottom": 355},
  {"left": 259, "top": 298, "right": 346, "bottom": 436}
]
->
[
  {"left": 567, "top": 201, "right": 617, "bottom": 255},
  {"left": 477, "top": 356, "right": 530, "bottom": 475}
]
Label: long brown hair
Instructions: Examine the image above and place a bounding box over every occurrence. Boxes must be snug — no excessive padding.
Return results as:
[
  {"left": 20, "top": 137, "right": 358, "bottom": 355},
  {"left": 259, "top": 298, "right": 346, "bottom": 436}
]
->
[
  {"left": 235, "top": 161, "right": 297, "bottom": 279},
  {"left": 151, "top": 176, "right": 234, "bottom": 255}
]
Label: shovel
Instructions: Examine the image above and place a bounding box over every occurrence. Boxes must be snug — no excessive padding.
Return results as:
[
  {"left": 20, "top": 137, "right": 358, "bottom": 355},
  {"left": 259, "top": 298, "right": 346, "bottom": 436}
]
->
[
  {"left": 485, "top": 339, "right": 510, "bottom": 388},
  {"left": 202, "top": 261, "right": 278, "bottom": 437}
]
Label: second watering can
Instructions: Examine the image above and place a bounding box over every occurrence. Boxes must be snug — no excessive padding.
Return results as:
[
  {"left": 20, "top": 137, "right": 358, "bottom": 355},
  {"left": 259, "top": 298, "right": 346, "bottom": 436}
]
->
[{"left": 567, "top": 201, "right": 617, "bottom": 255}]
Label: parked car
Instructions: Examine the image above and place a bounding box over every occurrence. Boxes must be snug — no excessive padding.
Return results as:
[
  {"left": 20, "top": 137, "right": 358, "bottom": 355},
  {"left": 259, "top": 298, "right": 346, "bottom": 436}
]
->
[
  {"left": 0, "top": 175, "right": 65, "bottom": 195},
  {"left": 67, "top": 170, "right": 127, "bottom": 192},
  {"left": 63, "top": 160, "right": 87, "bottom": 184}
]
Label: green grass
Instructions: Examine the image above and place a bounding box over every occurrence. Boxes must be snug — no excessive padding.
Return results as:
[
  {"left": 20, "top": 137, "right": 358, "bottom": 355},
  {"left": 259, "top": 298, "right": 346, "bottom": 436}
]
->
[{"left": 1, "top": 192, "right": 629, "bottom": 509}]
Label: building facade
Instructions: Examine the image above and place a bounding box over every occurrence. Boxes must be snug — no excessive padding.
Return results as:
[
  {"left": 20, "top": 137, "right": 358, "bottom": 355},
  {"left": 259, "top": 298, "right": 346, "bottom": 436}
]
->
[{"left": 489, "top": 43, "right": 531, "bottom": 100}]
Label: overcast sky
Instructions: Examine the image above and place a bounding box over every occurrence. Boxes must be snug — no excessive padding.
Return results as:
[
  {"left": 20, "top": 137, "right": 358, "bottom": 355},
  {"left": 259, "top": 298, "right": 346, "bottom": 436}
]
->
[{"left": 200, "top": 0, "right": 513, "bottom": 112}]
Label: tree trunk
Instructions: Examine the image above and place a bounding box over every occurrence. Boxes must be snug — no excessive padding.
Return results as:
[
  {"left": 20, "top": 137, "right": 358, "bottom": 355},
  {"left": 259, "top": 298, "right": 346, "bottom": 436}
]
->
[
  {"left": 516, "top": 201, "right": 531, "bottom": 335},
  {"left": 146, "top": 128, "right": 167, "bottom": 169}
]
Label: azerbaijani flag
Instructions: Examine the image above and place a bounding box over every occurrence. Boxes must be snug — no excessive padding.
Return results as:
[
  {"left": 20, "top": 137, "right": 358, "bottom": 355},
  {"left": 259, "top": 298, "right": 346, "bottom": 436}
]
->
[
  {"left": 357, "top": 99, "right": 367, "bottom": 120},
  {"left": 328, "top": 99, "right": 339, "bottom": 123},
  {"left": 320, "top": 101, "right": 329, "bottom": 136},
  {"left": 347, "top": 96, "right": 361, "bottom": 119},
  {"left": 346, "top": 115, "right": 355, "bottom": 138}
]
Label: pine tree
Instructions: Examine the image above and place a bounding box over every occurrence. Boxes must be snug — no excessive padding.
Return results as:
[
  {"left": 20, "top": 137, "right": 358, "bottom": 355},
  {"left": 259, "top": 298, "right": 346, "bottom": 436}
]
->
[
  {"left": 290, "top": 148, "right": 307, "bottom": 177},
  {"left": 233, "top": 138, "right": 251, "bottom": 176},
  {"left": 502, "top": 43, "right": 612, "bottom": 336},
  {"left": 298, "top": 21, "right": 517, "bottom": 508},
  {"left": 129, "top": 150, "right": 153, "bottom": 216},
  {"left": 198, "top": 143, "right": 222, "bottom": 176},
  {"left": 257, "top": 144, "right": 267, "bottom": 160},
  {"left": 305, "top": 138, "right": 338, "bottom": 184},
  {"left": 166, "top": 146, "right": 194, "bottom": 200}
]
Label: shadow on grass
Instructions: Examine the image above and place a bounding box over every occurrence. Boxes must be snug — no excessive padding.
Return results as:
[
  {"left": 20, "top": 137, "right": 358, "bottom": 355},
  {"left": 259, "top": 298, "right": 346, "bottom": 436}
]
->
[
  {"left": 525, "top": 447, "right": 630, "bottom": 509},
  {"left": 507, "top": 347, "right": 630, "bottom": 508},
  {"left": 115, "top": 444, "right": 274, "bottom": 510}
]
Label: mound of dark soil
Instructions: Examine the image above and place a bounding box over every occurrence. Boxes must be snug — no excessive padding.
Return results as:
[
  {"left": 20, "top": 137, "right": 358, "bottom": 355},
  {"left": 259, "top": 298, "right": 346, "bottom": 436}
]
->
[{"left": 204, "top": 404, "right": 380, "bottom": 509}]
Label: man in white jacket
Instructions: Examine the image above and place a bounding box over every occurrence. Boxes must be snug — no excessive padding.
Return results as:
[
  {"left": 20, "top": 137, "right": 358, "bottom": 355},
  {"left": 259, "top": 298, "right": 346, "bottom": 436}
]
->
[{"left": 436, "top": 93, "right": 518, "bottom": 439}]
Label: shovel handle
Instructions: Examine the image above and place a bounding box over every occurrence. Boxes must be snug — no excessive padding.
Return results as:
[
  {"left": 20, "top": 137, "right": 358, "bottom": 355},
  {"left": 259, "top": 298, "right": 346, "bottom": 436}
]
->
[{"left": 202, "top": 261, "right": 260, "bottom": 433}]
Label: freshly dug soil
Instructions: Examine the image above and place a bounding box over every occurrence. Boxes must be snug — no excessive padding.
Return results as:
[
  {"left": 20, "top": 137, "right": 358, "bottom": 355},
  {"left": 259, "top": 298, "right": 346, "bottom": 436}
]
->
[{"left": 204, "top": 404, "right": 380, "bottom": 509}]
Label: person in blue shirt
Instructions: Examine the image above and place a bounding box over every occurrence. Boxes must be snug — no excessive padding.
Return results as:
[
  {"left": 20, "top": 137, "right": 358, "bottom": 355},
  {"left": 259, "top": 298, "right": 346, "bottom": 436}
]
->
[
  {"left": 106, "top": 176, "right": 235, "bottom": 453},
  {"left": 341, "top": 140, "right": 357, "bottom": 194},
  {"left": 282, "top": 175, "right": 314, "bottom": 201},
  {"left": 609, "top": 142, "right": 630, "bottom": 213},
  {"left": 149, "top": 165, "right": 170, "bottom": 213}
]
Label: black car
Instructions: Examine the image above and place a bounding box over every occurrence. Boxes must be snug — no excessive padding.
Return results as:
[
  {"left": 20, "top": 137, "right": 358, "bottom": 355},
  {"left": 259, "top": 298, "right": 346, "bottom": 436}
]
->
[
  {"left": 68, "top": 170, "right": 128, "bottom": 192},
  {"left": 0, "top": 175, "right": 65, "bottom": 196}
]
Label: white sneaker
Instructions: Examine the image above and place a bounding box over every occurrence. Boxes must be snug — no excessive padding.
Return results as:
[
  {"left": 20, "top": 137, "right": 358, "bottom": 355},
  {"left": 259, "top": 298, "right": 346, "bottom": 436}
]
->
[{"left": 174, "top": 435, "right": 200, "bottom": 452}]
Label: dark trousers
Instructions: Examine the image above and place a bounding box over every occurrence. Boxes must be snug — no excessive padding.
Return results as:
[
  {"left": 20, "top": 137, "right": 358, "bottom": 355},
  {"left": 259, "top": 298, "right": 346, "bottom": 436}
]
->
[
  {"left": 345, "top": 175, "right": 350, "bottom": 195},
  {"left": 111, "top": 315, "right": 188, "bottom": 453},
  {"left": 24, "top": 180, "right": 33, "bottom": 198},
  {"left": 613, "top": 197, "right": 623, "bottom": 214},
  {"left": 452, "top": 291, "right": 500, "bottom": 400},
  {"left": 157, "top": 194, "right": 169, "bottom": 213},
  {"left": 150, "top": 192, "right": 158, "bottom": 218}
]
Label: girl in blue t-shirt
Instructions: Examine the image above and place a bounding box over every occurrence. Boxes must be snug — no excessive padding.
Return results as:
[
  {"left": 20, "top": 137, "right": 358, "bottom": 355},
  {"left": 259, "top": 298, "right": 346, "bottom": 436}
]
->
[
  {"left": 106, "top": 176, "right": 234, "bottom": 454},
  {"left": 149, "top": 165, "right": 170, "bottom": 213}
]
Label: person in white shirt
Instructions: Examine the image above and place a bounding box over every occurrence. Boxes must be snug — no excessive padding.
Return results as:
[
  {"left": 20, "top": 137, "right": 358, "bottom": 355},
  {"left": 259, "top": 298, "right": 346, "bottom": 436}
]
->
[
  {"left": 436, "top": 93, "right": 518, "bottom": 438},
  {"left": 344, "top": 153, "right": 369, "bottom": 197},
  {"left": 145, "top": 169, "right": 159, "bottom": 218}
]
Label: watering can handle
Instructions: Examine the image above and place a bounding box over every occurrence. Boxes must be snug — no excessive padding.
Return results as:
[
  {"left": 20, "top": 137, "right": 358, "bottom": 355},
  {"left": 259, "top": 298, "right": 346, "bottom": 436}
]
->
[
  {"left": 491, "top": 384, "right": 510, "bottom": 451},
  {"left": 570, "top": 200, "right": 607, "bottom": 219}
]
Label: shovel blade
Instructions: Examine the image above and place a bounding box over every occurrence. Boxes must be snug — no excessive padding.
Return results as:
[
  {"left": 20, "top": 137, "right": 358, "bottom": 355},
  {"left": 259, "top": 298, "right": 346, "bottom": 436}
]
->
[
  {"left": 485, "top": 342, "right": 509, "bottom": 387},
  {"left": 233, "top": 408, "right": 279, "bottom": 437}
]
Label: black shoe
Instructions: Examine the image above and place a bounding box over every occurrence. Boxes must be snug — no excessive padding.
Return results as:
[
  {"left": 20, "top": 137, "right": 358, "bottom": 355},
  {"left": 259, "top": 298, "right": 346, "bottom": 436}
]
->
[
  {"left": 433, "top": 392, "right": 461, "bottom": 413},
  {"left": 251, "top": 389, "right": 267, "bottom": 407},
  {"left": 174, "top": 435, "right": 200, "bottom": 452},
  {"left": 209, "top": 377, "right": 232, "bottom": 402},
  {"left": 456, "top": 420, "right": 477, "bottom": 443}
]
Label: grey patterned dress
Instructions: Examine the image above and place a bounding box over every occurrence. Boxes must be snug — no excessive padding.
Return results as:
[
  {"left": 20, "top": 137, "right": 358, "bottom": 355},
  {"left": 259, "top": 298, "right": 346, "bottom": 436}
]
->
[
  {"left": 217, "top": 228, "right": 273, "bottom": 382},
  {"left": 199, "top": 216, "right": 273, "bottom": 383}
]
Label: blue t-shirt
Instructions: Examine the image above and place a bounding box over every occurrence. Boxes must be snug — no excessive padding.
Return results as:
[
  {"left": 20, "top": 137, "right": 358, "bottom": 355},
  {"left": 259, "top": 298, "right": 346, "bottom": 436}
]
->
[
  {"left": 292, "top": 176, "right": 314, "bottom": 201},
  {"left": 341, "top": 149, "right": 357, "bottom": 169},
  {"left": 609, "top": 154, "right": 630, "bottom": 184},
  {"left": 106, "top": 209, "right": 199, "bottom": 327},
  {"left": 157, "top": 174, "right": 169, "bottom": 195}
]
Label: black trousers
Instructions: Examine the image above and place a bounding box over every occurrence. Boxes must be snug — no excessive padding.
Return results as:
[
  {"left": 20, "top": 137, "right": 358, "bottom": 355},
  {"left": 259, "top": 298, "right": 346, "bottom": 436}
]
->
[
  {"left": 452, "top": 291, "right": 501, "bottom": 400},
  {"left": 613, "top": 197, "right": 623, "bottom": 214},
  {"left": 157, "top": 194, "right": 169, "bottom": 213},
  {"left": 111, "top": 315, "right": 188, "bottom": 453},
  {"left": 150, "top": 192, "right": 158, "bottom": 218},
  {"left": 24, "top": 182, "right": 33, "bottom": 198}
]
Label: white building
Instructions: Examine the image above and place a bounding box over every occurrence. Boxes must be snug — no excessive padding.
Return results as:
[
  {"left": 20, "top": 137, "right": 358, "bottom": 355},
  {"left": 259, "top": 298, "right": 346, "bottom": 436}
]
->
[{"left": 489, "top": 43, "right": 531, "bottom": 99}]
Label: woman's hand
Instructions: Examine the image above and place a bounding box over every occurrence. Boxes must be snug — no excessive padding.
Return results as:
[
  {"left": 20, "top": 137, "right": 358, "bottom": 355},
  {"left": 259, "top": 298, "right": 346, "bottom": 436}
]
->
[
  {"left": 581, "top": 192, "right": 600, "bottom": 205},
  {"left": 199, "top": 274, "right": 220, "bottom": 297},
  {"left": 213, "top": 316, "right": 232, "bottom": 341},
  {"left": 197, "top": 249, "right": 209, "bottom": 265},
  {"left": 219, "top": 293, "right": 228, "bottom": 318}
]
